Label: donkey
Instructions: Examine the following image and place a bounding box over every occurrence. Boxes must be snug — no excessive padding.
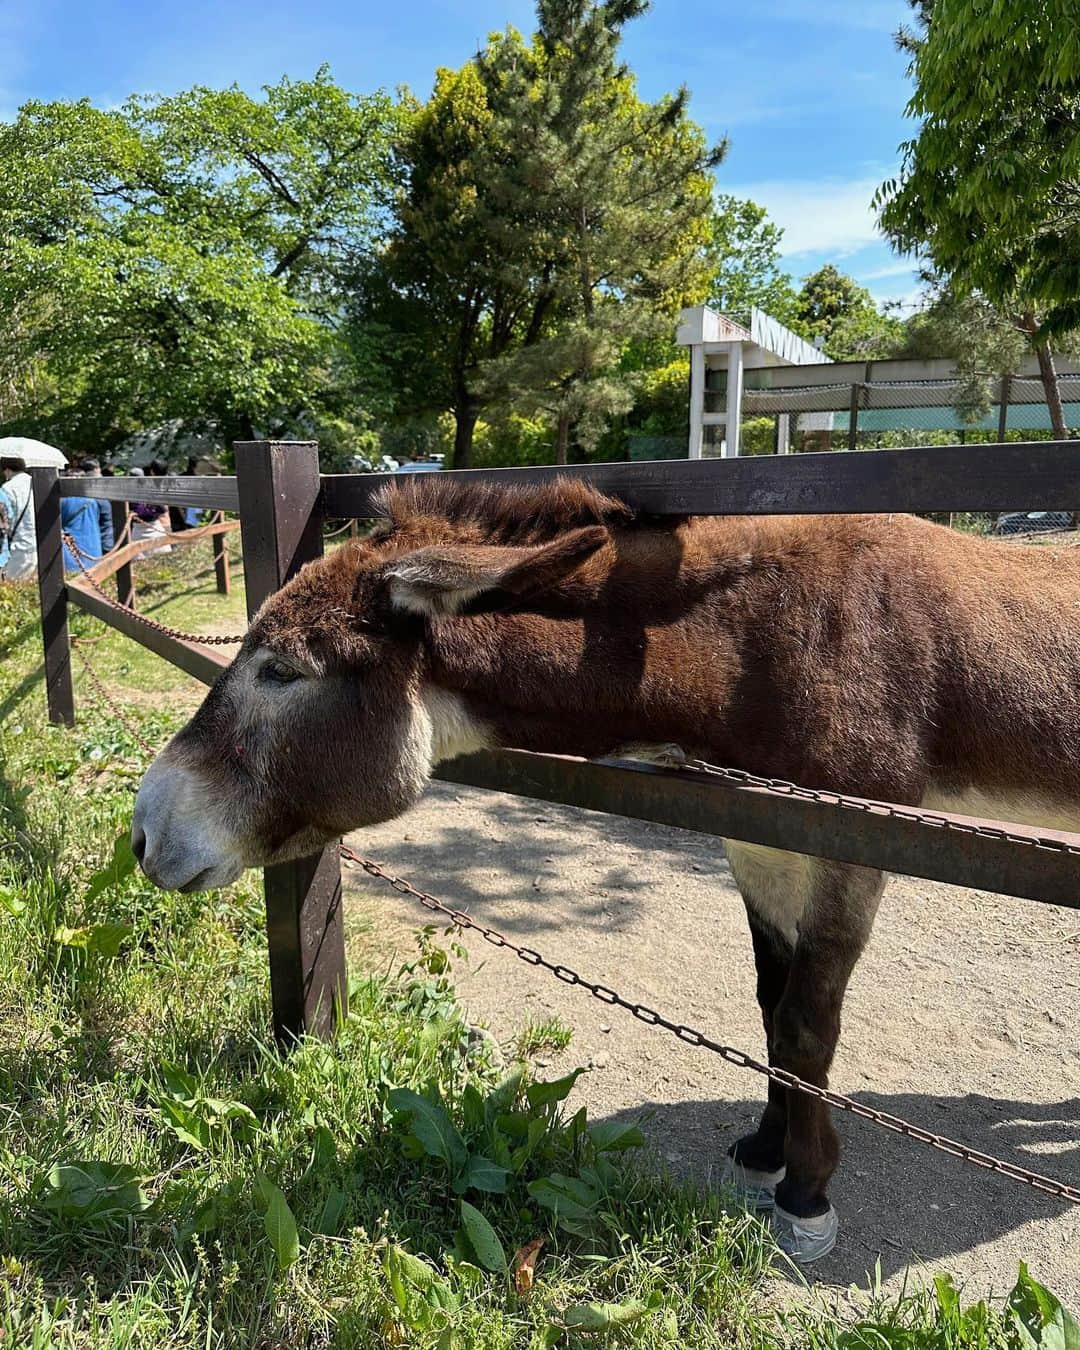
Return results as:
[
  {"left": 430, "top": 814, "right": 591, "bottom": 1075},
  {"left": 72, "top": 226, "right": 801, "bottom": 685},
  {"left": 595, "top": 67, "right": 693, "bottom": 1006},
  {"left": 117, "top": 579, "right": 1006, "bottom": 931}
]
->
[{"left": 133, "top": 477, "right": 1080, "bottom": 1261}]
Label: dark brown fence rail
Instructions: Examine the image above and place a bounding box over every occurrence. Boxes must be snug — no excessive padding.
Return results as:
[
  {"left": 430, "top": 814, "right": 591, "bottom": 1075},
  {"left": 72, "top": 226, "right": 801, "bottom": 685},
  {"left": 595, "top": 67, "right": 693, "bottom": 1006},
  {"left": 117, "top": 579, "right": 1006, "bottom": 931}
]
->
[
  {"left": 61, "top": 474, "right": 240, "bottom": 512},
  {"left": 31, "top": 439, "right": 1080, "bottom": 1044},
  {"left": 323, "top": 440, "right": 1080, "bottom": 517}
]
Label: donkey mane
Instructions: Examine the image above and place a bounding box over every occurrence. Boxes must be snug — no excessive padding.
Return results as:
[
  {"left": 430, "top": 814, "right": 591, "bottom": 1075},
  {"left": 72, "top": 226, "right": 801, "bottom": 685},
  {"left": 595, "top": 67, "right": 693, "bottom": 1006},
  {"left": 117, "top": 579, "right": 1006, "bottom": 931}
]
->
[{"left": 372, "top": 475, "right": 639, "bottom": 547}]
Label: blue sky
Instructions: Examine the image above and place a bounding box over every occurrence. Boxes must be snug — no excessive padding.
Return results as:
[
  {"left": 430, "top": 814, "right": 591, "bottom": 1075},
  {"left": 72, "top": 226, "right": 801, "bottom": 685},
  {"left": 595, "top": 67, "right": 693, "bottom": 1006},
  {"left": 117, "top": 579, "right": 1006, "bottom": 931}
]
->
[{"left": 2, "top": 0, "right": 920, "bottom": 310}]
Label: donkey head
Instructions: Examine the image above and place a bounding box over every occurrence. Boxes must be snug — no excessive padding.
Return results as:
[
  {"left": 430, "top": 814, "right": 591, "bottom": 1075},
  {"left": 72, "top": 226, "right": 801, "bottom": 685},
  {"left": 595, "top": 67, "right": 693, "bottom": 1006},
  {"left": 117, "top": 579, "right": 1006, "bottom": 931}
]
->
[{"left": 132, "top": 489, "right": 613, "bottom": 891}]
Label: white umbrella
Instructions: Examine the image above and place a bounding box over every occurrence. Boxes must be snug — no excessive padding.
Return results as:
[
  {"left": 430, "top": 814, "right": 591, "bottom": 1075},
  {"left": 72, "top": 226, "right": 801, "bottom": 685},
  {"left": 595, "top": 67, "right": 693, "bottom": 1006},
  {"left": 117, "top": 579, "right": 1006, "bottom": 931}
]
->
[{"left": 0, "top": 436, "right": 69, "bottom": 468}]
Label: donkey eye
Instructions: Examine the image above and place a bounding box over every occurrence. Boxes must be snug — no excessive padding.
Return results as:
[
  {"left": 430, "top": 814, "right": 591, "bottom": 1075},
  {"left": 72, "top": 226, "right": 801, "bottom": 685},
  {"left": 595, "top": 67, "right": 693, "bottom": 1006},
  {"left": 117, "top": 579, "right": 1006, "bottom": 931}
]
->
[{"left": 262, "top": 659, "right": 303, "bottom": 685}]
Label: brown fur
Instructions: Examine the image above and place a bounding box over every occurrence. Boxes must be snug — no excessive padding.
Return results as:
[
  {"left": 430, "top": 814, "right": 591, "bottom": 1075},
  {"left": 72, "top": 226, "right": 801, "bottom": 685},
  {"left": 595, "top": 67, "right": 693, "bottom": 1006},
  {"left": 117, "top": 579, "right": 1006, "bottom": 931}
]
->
[{"left": 137, "top": 477, "right": 1080, "bottom": 1226}]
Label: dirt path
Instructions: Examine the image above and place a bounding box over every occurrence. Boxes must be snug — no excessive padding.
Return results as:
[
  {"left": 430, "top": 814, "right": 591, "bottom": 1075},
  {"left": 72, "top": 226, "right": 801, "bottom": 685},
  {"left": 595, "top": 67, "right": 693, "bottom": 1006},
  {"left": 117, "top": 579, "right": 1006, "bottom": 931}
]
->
[{"left": 344, "top": 780, "right": 1080, "bottom": 1306}]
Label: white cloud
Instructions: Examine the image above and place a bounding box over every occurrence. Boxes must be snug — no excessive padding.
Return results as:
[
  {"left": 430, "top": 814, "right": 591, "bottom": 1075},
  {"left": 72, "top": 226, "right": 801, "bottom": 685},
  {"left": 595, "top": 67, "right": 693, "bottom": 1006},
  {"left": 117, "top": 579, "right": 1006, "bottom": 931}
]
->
[
  {"left": 722, "top": 174, "right": 889, "bottom": 257},
  {"left": 859, "top": 260, "right": 920, "bottom": 282}
]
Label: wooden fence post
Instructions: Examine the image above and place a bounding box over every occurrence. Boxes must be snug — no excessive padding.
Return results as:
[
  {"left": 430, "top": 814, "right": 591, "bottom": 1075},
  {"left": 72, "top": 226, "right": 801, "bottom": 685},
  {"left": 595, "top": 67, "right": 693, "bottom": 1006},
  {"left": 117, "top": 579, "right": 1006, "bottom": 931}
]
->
[
  {"left": 31, "top": 467, "right": 75, "bottom": 727},
  {"left": 110, "top": 501, "right": 136, "bottom": 608},
  {"left": 234, "top": 440, "right": 346, "bottom": 1044},
  {"left": 212, "top": 521, "right": 231, "bottom": 596}
]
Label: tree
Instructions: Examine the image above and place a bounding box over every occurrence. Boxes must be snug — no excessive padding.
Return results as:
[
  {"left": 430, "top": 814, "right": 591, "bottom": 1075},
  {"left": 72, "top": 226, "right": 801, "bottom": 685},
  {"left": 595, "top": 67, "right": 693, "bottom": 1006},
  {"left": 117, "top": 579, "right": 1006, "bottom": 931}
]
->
[
  {"left": 706, "top": 195, "right": 799, "bottom": 329},
  {"left": 477, "top": 0, "right": 721, "bottom": 462},
  {"left": 877, "top": 0, "right": 1080, "bottom": 437},
  {"left": 895, "top": 282, "right": 1028, "bottom": 420},
  {"left": 794, "top": 264, "right": 903, "bottom": 360},
  {"left": 0, "top": 71, "right": 398, "bottom": 458},
  {"left": 364, "top": 0, "right": 720, "bottom": 467}
]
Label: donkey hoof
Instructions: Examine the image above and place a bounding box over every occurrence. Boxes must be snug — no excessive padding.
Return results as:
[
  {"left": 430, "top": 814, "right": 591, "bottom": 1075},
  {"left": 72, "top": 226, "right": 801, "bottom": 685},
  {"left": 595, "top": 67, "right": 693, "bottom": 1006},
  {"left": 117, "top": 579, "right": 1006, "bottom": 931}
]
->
[
  {"left": 772, "top": 1203, "right": 838, "bottom": 1264},
  {"left": 719, "top": 1155, "right": 786, "bottom": 1210}
]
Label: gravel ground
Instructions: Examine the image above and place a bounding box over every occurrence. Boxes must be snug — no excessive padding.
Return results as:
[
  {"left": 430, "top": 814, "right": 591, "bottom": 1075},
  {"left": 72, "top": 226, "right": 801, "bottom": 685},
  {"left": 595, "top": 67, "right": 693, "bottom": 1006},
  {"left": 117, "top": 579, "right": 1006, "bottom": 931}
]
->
[{"left": 344, "top": 780, "right": 1080, "bottom": 1306}]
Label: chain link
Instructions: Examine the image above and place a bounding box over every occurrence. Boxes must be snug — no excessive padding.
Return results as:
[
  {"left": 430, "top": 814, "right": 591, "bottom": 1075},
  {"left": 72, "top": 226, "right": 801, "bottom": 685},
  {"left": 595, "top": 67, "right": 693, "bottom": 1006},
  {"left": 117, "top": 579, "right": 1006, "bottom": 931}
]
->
[
  {"left": 681, "top": 757, "right": 1080, "bottom": 859},
  {"left": 343, "top": 844, "right": 1080, "bottom": 1207},
  {"left": 70, "top": 638, "right": 158, "bottom": 756},
  {"left": 64, "top": 531, "right": 245, "bottom": 645}
]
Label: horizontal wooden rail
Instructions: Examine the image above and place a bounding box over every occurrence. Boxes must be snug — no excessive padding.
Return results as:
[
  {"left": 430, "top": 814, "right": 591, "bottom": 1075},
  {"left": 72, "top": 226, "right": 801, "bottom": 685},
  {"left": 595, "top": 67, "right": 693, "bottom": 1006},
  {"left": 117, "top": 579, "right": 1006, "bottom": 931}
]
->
[
  {"left": 322, "top": 440, "right": 1080, "bottom": 518},
  {"left": 435, "top": 750, "right": 1080, "bottom": 911},
  {"left": 66, "top": 582, "right": 229, "bottom": 685},
  {"left": 61, "top": 474, "right": 240, "bottom": 512}
]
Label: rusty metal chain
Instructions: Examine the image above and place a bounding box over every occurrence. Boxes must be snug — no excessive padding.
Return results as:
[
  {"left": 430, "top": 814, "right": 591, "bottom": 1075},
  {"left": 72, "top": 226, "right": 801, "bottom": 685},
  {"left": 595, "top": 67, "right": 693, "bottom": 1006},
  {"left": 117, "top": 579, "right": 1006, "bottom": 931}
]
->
[
  {"left": 70, "top": 638, "right": 157, "bottom": 756},
  {"left": 344, "top": 844, "right": 1080, "bottom": 1207},
  {"left": 63, "top": 532, "right": 245, "bottom": 646},
  {"left": 680, "top": 758, "right": 1080, "bottom": 859}
]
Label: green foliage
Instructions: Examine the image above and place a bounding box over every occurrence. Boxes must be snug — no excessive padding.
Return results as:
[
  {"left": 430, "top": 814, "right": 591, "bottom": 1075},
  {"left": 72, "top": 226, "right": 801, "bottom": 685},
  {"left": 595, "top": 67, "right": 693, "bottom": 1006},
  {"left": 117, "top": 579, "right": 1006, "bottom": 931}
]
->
[
  {"left": 0, "top": 69, "right": 399, "bottom": 455},
  {"left": 363, "top": 0, "right": 720, "bottom": 465},
  {"left": 41, "top": 1163, "right": 151, "bottom": 1226},
  {"left": 879, "top": 1, "right": 1080, "bottom": 339},
  {"left": 878, "top": 1, "right": 1080, "bottom": 435},
  {"left": 707, "top": 194, "right": 800, "bottom": 329},
  {"left": 794, "top": 264, "right": 904, "bottom": 360},
  {"left": 516, "top": 1012, "right": 574, "bottom": 1057},
  {"left": 1009, "top": 1263, "right": 1080, "bottom": 1350},
  {"left": 255, "top": 1176, "right": 302, "bottom": 1272}
]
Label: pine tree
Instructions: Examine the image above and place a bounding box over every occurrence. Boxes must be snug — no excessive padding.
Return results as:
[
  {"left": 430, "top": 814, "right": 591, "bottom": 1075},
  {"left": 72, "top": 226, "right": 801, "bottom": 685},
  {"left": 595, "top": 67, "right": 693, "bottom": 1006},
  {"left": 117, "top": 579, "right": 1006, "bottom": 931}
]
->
[{"left": 477, "top": 0, "right": 722, "bottom": 461}]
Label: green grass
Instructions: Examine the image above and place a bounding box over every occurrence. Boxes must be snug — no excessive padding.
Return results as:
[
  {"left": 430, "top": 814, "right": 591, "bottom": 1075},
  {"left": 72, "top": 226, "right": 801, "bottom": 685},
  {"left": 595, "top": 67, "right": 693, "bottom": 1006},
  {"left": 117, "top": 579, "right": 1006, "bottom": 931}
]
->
[
  {"left": 0, "top": 553, "right": 1074, "bottom": 1349},
  {"left": 515, "top": 1016, "right": 575, "bottom": 1060}
]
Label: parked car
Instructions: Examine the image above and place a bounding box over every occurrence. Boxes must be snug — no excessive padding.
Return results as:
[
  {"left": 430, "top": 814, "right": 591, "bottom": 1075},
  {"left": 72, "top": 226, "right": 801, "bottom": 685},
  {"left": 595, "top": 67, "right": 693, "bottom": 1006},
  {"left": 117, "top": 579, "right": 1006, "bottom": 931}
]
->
[
  {"left": 394, "top": 457, "right": 444, "bottom": 474},
  {"left": 994, "top": 511, "right": 1073, "bottom": 536}
]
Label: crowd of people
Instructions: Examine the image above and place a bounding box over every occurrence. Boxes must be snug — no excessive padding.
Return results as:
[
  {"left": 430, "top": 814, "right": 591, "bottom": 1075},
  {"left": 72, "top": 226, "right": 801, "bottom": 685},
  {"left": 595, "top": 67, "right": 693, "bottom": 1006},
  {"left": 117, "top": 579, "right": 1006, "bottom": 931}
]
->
[{"left": 1, "top": 456, "right": 209, "bottom": 581}]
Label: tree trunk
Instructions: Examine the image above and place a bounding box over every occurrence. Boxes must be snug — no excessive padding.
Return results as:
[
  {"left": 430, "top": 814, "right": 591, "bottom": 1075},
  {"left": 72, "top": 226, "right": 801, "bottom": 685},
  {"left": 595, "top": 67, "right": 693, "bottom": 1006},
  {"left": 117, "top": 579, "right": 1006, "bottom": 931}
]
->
[
  {"left": 1034, "top": 337, "right": 1068, "bottom": 440},
  {"left": 555, "top": 412, "right": 571, "bottom": 465},
  {"left": 452, "top": 402, "right": 478, "bottom": 470}
]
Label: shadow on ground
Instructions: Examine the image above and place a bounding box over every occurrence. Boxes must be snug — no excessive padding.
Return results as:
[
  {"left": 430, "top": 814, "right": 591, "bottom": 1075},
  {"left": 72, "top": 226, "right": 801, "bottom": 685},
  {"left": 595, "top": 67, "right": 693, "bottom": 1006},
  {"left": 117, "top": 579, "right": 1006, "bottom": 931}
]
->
[{"left": 594, "top": 1091, "right": 1080, "bottom": 1290}]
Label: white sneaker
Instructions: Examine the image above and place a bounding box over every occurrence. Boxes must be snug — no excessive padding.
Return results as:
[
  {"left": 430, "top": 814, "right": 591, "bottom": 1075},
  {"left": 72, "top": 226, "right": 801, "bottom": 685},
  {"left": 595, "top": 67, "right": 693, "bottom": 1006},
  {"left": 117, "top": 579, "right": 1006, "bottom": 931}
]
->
[
  {"left": 772, "top": 1203, "right": 839, "bottom": 1264},
  {"left": 719, "top": 1156, "right": 786, "bottom": 1210}
]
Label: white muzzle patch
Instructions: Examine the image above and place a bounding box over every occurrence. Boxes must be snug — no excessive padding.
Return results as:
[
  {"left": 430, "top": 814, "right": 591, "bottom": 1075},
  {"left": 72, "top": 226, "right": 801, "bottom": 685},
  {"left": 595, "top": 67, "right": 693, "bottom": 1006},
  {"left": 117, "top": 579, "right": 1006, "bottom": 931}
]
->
[{"left": 132, "top": 756, "right": 247, "bottom": 892}]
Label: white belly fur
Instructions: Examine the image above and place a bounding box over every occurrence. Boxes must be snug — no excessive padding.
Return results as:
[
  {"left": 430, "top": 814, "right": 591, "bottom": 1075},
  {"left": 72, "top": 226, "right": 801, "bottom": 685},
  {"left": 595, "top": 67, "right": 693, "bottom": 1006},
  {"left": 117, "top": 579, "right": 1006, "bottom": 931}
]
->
[
  {"left": 723, "top": 788, "right": 1080, "bottom": 949},
  {"left": 919, "top": 786, "right": 1080, "bottom": 835},
  {"left": 722, "top": 841, "right": 814, "bottom": 948}
]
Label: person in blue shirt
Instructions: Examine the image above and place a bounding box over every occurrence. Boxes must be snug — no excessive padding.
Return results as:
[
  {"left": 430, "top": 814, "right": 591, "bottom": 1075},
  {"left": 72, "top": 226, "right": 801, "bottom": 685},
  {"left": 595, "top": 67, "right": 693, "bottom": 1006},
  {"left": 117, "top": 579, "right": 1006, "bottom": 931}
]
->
[{"left": 62, "top": 458, "right": 114, "bottom": 572}]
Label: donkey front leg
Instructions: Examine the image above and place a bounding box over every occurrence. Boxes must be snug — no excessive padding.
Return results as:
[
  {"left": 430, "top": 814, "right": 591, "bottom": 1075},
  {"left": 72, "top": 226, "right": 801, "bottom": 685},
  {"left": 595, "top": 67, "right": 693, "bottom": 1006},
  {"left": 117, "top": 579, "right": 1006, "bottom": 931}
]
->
[{"left": 721, "top": 909, "right": 794, "bottom": 1206}]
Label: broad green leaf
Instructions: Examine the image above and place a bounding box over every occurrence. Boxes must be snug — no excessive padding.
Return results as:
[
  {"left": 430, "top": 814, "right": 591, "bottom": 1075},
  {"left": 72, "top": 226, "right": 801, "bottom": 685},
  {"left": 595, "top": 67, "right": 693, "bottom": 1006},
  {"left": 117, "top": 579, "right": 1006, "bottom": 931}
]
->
[
  {"left": 41, "top": 1162, "right": 149, "bottom": 1222},
  {"left": 0, "top": 887, "right": 26, "bottom": 917},
  {"left": 53, "top": 922, "right": 132, "bottom": 958},
  {"left": 159, "top": 1097, "right": 210, "bottom": 1151},
  {"left": 484, "top": 1067, "right": 525, "bottom": 1124},
  {"left": 200, "top": 1098, "right": 258, "bottom": 1128},
  {"left": 84, "top": 831, "right": 137, "bottom": 902},
  {"left": 561, "top": 1299, "right": 651, "bottom": 1331},
  {"left": 314, "top": 1186, "right": 346, "bottom": 1236},
  {"left": 455, "top": 1154, "right": 509, "bottom": 1195},
  {"left": 588, "top": 1120, "right": 644, "bottom": 1152},
  {"left": 525, "top": 1068, "right": 583, "bottom": 1110},
  {"left": 461, "top": 1082, "right": 485, "bottom": 1134},
  {"left": 458, "top": 1200, "right": 507, "bottom": 1274},
  {"left": 1008, "top": 1263, "right": 1080, "bottom": 1350},
  {"left": 384, "top": 1245, "right": 456, "bottom": 1322},
  {"left": 527, "top": 1174, "right": 599, "bottom": 1236},
  {"left": 387, "top": 1087, "right": 467, "bottom": 1170},
  {"left": 256, "top": 1177, "right": 300, "bottom": 1272},
  {"left": 158, "top": 1060, "right": 199, "bottom": 1101}
]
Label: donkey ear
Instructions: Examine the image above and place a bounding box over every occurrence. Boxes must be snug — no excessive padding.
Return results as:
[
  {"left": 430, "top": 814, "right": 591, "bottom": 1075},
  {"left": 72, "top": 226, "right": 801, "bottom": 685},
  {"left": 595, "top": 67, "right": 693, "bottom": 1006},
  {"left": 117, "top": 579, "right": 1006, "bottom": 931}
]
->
[{"left": 383, "top": 525, "right": 608, "bottom": 617}]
